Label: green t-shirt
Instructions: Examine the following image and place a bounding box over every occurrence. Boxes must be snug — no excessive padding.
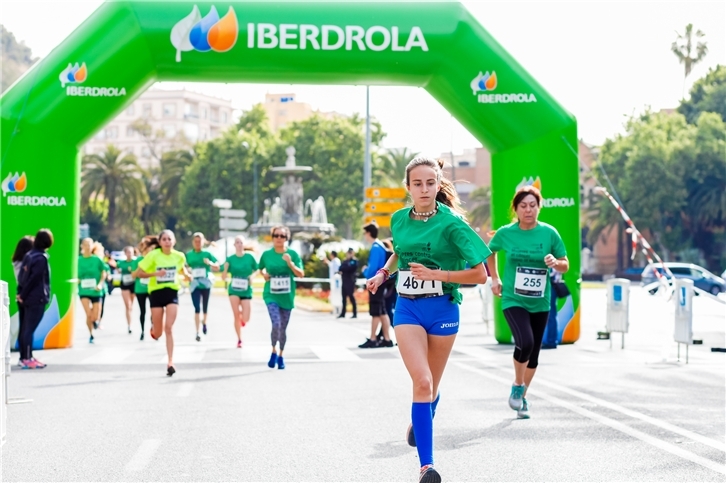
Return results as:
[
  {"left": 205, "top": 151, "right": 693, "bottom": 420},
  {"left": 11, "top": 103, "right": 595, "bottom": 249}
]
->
[
  {"left": 77, "top": 255, "right": 106, "bottom": 297},
  {"left": 488, "top": 221, "right": 567, "bottom": 313},
  {"left": 186, "top": 250, "right": 218, "bottom": 279},
  {"left": 117, "top": 259, "right": 136, "bottom": 286},
  {"left": 138, "top": 248, "right": 187, "bottom": 292},
  {"left": 258, "top": 248, "right": 303, "bottom": 310},
  {"left": 131, "top": 258, "right": 149, "bottom": 294},
  {"left": 225, "top": 253, "right": 258, "bottom": 298},
  {"left": 390, "top": 202, "right": 492, "bottom": 304}
]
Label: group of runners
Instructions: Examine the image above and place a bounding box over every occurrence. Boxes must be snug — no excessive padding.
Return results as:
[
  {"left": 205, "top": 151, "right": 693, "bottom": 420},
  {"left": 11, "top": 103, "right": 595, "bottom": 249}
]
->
[{"left": 63, "top": 154, "right": 566, "bottom": 483}]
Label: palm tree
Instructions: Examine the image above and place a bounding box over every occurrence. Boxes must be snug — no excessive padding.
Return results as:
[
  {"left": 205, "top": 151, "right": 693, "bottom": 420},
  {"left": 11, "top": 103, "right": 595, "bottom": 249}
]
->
[
  {"left": 373, "top": 147, "right": 419, "bottom": 187},
  {"left": 671, "top": 24, "right": 708, "bottom": 97},
  {"left": 467, "top": 185, "right": 491, "bottom": 230},
  {"left": 81, "top": 144, "right": 146, "bottom": 240},
  {"left": 140, "top": 166, "right": 166, "bottom": 236},
  {"left": 159, "top": 149, "right": 194, "bottom": 207}
]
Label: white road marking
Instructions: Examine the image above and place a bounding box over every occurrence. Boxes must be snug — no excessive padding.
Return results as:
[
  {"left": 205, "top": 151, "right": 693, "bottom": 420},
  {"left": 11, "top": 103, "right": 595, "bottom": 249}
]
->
[
  {"left": 125, "top": 439, "right": 161, "bottom": 472},
  {"left": 455, "top": 345, "right": 726, "bottom": 452},
  {"left": 176, "top": 383, "right": 194, "bottom": 397},
  {"left": 310, "top": 345, "right": 361, "bottom": 362},
  {"left": 81, "top": 349, "right": 135, "bottom": 364},
  {"left": 455, "top": 362, "right": 726, "bottom": 476}
]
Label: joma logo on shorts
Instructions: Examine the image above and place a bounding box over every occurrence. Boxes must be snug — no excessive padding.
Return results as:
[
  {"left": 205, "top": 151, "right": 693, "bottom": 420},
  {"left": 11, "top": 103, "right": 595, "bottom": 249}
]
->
[{"left": 440, "top": 322, "right": 459, "bottom": 329}]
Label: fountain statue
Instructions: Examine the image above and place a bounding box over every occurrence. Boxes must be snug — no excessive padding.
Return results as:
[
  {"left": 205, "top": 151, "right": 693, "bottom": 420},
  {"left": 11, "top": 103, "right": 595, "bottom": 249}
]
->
[{"left": 250, "top": 146, "right": 335, "bottom": 238}]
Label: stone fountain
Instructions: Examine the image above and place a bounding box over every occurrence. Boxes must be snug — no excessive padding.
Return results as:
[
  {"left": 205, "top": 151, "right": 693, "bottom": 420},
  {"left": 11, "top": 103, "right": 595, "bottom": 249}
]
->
[{"left": 249, "top": 146, "right": 335, "bottom": 238}]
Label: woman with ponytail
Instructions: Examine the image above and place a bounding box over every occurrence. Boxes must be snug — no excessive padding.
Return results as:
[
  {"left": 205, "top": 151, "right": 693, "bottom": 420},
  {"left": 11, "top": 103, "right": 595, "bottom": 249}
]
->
[
  {"left": 367, "top": 157, "right": 490, "bottom": 483},
  {"left": 186, "top": 232, "right": 220, "bottom": 341}
]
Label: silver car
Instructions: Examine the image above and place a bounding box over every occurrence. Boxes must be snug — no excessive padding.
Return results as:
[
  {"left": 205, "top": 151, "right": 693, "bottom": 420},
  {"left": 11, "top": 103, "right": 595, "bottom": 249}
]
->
[{"left": 642, "top": 262, "right": 726, "bottom": 296}]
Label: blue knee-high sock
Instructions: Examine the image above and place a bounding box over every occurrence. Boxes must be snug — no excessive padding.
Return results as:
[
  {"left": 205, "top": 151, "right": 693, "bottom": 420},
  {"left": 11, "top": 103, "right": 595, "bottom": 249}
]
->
[
  {"left": 431, "top": 393, "right": 441, "bottom": 419},
  {"left": 411, "top": 402, "right": 434, "bottom": 467}
]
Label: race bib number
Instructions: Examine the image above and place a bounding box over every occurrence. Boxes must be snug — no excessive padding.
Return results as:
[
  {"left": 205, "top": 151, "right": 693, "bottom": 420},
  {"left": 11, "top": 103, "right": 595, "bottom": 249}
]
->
[
  {"left": 156, "top": 266, "right": 177, "bottom": 283},
  {"left": 396, "top": 270, "right": 443, "bottom": 298},
  {"left": 270, "top": 276, "right": 291, "bottom": 294},
  {"left": 192, "top": 267, "right": 207, "bottom": 279},
  {"left": 80, "top": 278, "right": 97, "bottom": 289},
  {"left": 140, "top": 278, "right": 149, "bottom": 285},
  {"left": 122, "top": 274, "right": 133, "bottom": 284},
  {"left": 514, "top": 267, "right": 547, "bottom": 298},
  {"left": 231, "top": 277, "right": 249, "bottom": 291}
]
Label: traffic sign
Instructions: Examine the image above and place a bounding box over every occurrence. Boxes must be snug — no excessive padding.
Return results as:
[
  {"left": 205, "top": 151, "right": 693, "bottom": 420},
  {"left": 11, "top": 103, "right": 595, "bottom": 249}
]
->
[
  {"left": 365, "top": 201, "right": 406, "bottom": 214},
  {"left": 365, "top": 187, "right": 407, "bottom": 199},
  {"left": 219, "top": 218, "right": 249, "bottom": 230},
  {"left": 219, "top": 230, "right": 247, "bottom": 238},
  {"left": 212, "top": 199, "right": 232, "bottom": 209},
  {"left": 364, "top": 215, "right": 391, "bottom": 228},
  {"left": 219, "top": 209, "right": 247, "bottom": 218}
]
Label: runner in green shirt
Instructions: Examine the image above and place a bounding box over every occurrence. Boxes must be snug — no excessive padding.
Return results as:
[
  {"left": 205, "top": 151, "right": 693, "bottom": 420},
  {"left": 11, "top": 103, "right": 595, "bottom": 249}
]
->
[
  {"left": 77, "top": 238, "right": 107, "bottom": 344},
  {"left": 258, "top": 226, "right": 304, "bottom": 370},
  {"left": 485, "top": 185, "right": 569, "bottom": 419},
  {"left": 186, "top": 232, "right": 220, "bottom": 341},
  {"left": 135, "top": 230, "right": 191, "bottom": 377},
  {"left": 221, "top": 235, "right": 259, "bottom": 348},
  {"left": 366, "top": 157, "right": 489, "bottom": 483},
  {"left": 117, "top": 246, "right": 137, "bottom": 335}
]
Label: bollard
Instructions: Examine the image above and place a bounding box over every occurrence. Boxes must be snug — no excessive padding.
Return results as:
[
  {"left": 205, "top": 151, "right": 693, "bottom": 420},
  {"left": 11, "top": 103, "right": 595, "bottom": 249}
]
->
[
  {"left": 606, "top": 278, "right": 630, "bottom": 349},
  {"left": 329, "top": 273, "right": 343, "bottom": 317},
  {"left": 674, "top": 278, "right": 694, "bottom": 363},
  {"left": 478, "top": 279, "right": 492, "bottom": 334},
  {"left": 1, "top": 281, "right": 8, "bottom": 446}
]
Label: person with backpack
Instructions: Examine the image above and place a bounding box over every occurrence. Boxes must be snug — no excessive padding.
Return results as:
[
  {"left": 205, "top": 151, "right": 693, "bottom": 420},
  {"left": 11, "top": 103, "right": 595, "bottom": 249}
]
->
[{"left": 359, "top": 223, "right": 394, "bottom": 348}]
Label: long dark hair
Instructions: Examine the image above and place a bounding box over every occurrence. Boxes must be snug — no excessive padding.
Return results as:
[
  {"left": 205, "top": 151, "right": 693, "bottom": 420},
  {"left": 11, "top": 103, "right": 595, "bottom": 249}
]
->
[
  {"left": 12, "top": 236, "right": 34, "bottom": 262},
  {"left": 404, "top": 156, "right": 465, "bottom": 216}
]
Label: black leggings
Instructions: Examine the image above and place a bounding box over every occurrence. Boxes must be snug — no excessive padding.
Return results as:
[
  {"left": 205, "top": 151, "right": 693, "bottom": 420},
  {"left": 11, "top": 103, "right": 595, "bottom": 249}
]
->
[
  {"left": 100, "top": 294, "right": 106, "bottom": 319},
  {"left": 136, "top": 293, "right": 149, "bottom": 330},
  {"left": 19, "top": 303, "right": 44, "bottom": 360},
  {"left": 191, "top": 288, "right": 211, "bottom": 314},
  {"left": 503, "top": 307, "right": 549, "bottom": 369},
  {"left": 341, "top": 290, "right": 356, "bottom": 316}
]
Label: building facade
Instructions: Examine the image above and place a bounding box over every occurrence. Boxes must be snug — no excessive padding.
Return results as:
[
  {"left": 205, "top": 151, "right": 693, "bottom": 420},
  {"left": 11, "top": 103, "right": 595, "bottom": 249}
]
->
[
  {"left": 83, "top": 89, "right": 234, "bottom": 167},
  {"left": 262, "top": 92, "right": 339, "bottom": 131}
]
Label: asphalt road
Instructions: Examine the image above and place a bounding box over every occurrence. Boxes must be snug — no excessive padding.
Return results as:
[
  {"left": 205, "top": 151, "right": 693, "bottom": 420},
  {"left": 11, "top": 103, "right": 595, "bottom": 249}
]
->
[{"left": 2, "top": 286, "right": 724, "bottom": 482}]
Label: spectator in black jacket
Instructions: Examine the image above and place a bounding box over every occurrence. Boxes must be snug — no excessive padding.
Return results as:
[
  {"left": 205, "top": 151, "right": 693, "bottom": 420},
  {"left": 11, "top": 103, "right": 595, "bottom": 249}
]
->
[
  {"left": 16, "top": 229, "right": 54, "bottom": 369},
  {"left": 337, "top": 248, "right": 358, "bottom": 319}
]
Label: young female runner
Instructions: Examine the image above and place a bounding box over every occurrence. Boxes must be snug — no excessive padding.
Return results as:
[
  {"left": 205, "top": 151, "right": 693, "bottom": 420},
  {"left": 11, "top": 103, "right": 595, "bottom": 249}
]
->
[
  {"left": 117, "top": 246, "right": 137, "bottom": 334},
  {"left": 78, "top": 238, "right": 106, "bottom": 343},
  {"left": 221, "top": 235, "right": 258, "bottom": 348}
]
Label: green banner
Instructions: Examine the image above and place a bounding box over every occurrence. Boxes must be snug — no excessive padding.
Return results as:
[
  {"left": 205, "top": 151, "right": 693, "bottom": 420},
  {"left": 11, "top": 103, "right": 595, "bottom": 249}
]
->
[{"left": 0, "top": 1, "right": 579, "bottom": 347}]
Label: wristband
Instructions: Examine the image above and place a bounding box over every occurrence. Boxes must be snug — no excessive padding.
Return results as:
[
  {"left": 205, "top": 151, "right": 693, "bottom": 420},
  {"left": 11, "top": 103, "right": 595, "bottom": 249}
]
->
[{"left": 376, "top": 268, "right": 390, "bottom": 281}]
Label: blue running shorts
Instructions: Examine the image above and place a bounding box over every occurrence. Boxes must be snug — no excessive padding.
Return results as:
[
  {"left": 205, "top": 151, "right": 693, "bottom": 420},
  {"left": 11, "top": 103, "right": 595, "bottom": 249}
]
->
[{"left": 393, "top": 295, "right": 460, "bottom": 336}]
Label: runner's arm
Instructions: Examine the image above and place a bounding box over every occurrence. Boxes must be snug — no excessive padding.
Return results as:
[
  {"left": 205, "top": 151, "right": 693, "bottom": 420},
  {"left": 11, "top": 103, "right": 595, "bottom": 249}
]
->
[{"left": 408, "top": 262, "right": 487, "bottom": 284}]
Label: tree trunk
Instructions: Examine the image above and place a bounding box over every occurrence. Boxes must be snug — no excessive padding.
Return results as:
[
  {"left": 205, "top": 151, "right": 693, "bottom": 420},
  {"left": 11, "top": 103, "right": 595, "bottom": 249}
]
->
[{"left": 107, "top": 180, "right": 117, "bottom": 238}]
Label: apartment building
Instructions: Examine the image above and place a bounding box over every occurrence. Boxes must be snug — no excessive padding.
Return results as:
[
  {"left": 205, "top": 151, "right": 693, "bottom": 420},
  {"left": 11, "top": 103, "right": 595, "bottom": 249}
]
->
[
  {"left": 83, "top": 89, "right": 234, "bottom": 167},
  {"left": 262, "top": 92, "right": 339, "bottom": 131}
]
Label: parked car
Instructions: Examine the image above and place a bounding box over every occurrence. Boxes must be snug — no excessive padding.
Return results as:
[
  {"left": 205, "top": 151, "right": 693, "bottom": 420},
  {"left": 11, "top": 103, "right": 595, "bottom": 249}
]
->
[{"left": 641, "top": 263, "right": 726, "bottom": 296}]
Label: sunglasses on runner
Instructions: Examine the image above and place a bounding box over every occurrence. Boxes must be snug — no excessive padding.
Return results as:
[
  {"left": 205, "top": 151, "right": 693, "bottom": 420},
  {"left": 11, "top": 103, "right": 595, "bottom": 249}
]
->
[{"left": 272, "top": 234, "right": 287, "bottom": 239}]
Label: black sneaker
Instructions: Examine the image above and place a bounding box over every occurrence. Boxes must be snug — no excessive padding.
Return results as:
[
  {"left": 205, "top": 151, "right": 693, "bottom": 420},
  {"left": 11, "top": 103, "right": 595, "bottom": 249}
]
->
[
  {"left": 358, "top": 338, "right": 379, "bottom": 349},
  {"left": 167, "top": 365, "right": 176, "bottom": 377},
  {"left": 336, "top": 314, "right": 346, "bottom": 319},
  {"left": 140, "top": 333, "right": 144, "bottom": 341},
  {"left": 351, "top": 315, "right": 357, "bottom": 319},
  {"left": 419, "top": 465, "right": 441, "bottom": 483},
  {"left": 379, "top": 339, "right": 394, "bottom": 348}
]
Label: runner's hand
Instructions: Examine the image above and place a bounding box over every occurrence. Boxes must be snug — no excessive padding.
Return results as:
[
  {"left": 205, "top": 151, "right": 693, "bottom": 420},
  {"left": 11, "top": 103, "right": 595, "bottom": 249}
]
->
[
  {"left": 203, "top": 258, "right": 210, "bottom": 265},
  {"left": 490, "top": 278, "right": 502, "bottom": 297},
  {"left": 366, "top": 273, "right": 385, "bottom": 294},
  {"left": 409, "top": 262, "right": 436, "bottom": 281},
  {"left": 157, "top": 269, "right": 167, "bottom": 278},
  {"left": 282, "top": 253, "right": 291, "bottom": 263},
  {"left": 262, "top": 272, "right": 271, "bottom": 282},
  {"left": 544, "top": 254, "right": 557, "bottom": 268},
  {"left": 96, "top": 283, "right": 104, "bottom": 292}
]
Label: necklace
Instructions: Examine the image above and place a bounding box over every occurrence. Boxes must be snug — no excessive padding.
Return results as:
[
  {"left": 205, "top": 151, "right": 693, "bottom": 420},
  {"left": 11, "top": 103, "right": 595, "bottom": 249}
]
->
[{"left": 411, "top": 206, "right": 437, "bottom": 222}]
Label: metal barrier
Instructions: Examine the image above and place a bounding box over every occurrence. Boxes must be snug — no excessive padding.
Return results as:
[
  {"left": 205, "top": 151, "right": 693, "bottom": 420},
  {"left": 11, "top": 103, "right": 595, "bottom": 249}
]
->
[
  {"left": 606, "top": 278, "right": 630, "bottom": 349},
  {"left": 478, "top": 280, "right": 493, "bottom": 333},
  {"left": 1, "top": 281, "right": 7, "bottom": 446},
  {"left": 674, "top": 279, "right": 694, "bottom": 363}
]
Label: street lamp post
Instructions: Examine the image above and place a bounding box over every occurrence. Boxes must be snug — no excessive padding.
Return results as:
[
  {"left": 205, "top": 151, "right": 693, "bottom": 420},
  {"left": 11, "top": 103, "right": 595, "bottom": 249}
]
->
[{"left": 241, "top": 140, "right": 258, "bottom": 224}]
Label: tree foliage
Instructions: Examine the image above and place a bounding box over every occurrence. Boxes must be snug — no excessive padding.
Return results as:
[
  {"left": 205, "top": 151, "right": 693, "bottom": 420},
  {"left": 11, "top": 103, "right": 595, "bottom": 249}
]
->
[
  {"left": 373, "top": 147, "right": 419, "bottom": 187},
  {"left": 671, "top": 24, "right": 708, "bottom": 80},
  {"left": 1, "top": 25, "right": 37, "bottom": 92},
  {"left": 678, "top": 65, "right": 726, "bottom": 124}
]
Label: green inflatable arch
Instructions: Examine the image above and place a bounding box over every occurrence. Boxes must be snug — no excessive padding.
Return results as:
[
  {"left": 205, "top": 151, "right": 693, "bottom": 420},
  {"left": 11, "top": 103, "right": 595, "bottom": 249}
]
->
[{"left": 0, "top": 1, "right": 580, "bottom": 349}]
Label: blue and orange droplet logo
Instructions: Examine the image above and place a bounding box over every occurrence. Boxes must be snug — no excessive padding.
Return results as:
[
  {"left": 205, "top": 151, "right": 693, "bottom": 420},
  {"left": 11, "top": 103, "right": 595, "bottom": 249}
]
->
[
  {"left": 59, "top": 62, "right": 87, "bottom": 88},
  {"left": 171, "top": 5, "right": 238, "bottom": 62},
  {"left": 2, "top": 172, "right": 27, "bottom": 196},
  {"left": 470, "top": 71, "right": 498, "bottom": 95}
]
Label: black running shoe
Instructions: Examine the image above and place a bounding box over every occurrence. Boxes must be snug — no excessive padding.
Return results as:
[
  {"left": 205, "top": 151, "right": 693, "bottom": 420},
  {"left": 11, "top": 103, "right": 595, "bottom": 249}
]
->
[
  {"left": 128, "top": 328, "right": 132, "bottom": 334},
  {"left": 195, "top": 334, "right": 201, "bottom": 342},
  {"left": 407, "top": 423, "right": 416, "bottom": 447},
  {"left": 167, "top": 366, "right": 176, "bottom": 377},
  {"left": 358, "top": 338, "right": 379, "bottom": 349},
  {"left": 419, "top": 465, "right": 441, "bottom": 483},
  {"left": 379, "top": 339, "right": 394, "bottom": 348},
  {"left": 140, "top": 333, "right": 144, "bottom": 341},
  {"left": 202, "top": 324, "right": 207, "bottom": 335}
]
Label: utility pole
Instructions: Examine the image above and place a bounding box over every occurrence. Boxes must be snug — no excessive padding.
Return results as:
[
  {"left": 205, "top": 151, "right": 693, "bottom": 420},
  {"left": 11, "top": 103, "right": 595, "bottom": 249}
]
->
[{"left": 363, "top": 86, "right": 371, "bottom": 201}]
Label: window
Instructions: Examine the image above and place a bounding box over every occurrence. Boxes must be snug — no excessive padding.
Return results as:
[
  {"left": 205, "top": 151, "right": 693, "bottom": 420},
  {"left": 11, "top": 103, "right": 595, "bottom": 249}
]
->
[
  {"left": 126, "top": 126, "right": 135, "bottom": 138},
  {"left": 210, "top": 109, "right": 219, "bottom": 122},
  {"left": 126, "top": 105, "right": 135, "bottom": 116},
  {"left": 142, "top": 103, "right": 152, "bottom": 118},
  {"left": 458, "top": 161, "right": 471, "bottom": 167},
  {"left": 142, "top": 147, "right": 151, "bottom": 157},
  {"left": 95, "top": 130, "right": 106, "bottom": 140},
  {"left": 201, "top": 107, "right": 207, "bottom": 120},
  {"left": 163, "top": 103, "right": 176, "bottom": 117},
  {"left": 183, "top": 122, "right": 199, "bottom": 140},
  {"left": 163, "top": 124, "right": 176, "bottom": 137},
  {"left": 106, "top": 126, "right": 118, "bottom": 139},
  {"left": 222, "top": 111, "right": 228, "bottom": 123},
  {"left": 280, "top": 96, "right": 294, "bottom": 103},
  {"left": 184, "top": 103, "right": 199, "bottom": 119}
]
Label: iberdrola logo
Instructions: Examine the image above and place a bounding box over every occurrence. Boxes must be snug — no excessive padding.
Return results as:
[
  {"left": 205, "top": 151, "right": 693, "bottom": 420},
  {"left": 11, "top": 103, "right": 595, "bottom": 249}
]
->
[
  {"left": 59, "top": 62, "right": 87, "bottom": 88},
  {"left": 516, "top": 176, "right": 542, "bottom": 192},
  {"left": 171, "top": 5, "right": 239, "bottom": 62},
  {"left": 2, "top": 172, "right": 27, "bottom": 196},
  {"left": 470, "top": 71, "right": 497, "bottom": 94}
]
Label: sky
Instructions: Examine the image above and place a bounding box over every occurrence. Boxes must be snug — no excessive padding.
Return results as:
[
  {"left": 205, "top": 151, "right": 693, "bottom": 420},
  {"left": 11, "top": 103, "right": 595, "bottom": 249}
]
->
[{"left": 2, "top": 0, "right": 725, "bottom": 157}]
